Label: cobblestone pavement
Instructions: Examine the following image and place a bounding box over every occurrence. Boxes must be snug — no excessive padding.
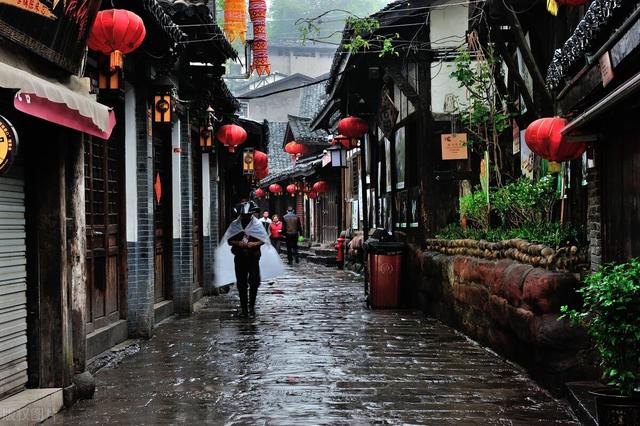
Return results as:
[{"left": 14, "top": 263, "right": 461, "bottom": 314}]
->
[{"left": 48, "top": 263, "right": 578, "bottom": 425}]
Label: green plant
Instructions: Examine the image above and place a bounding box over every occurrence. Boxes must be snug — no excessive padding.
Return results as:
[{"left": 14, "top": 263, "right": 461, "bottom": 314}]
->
[
  {"left": 449, "top": 40, "right": 512, "bottom": 186},
  {"left": 435, "top": 223, "right": 584, "bottom": 247},
  {"left": 491, "top": 176, "right": 558, "bottom": 228},
  {"left": 561, "top": 259, "right": 640, "bottom": 396},
  {"left": 459, "top": 188, "right": 489, "bottom": 231}
]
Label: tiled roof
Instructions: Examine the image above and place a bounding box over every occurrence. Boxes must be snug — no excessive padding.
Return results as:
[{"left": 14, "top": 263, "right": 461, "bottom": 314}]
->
[
  {"left": 299, "top": 74, "right": 329, "bottom": 118},
  {"left": 266, "top": 122, "right": 290, "bottom": 176},
  {"left": 287, "top": 115, "right": 329, "bottom": 146}
]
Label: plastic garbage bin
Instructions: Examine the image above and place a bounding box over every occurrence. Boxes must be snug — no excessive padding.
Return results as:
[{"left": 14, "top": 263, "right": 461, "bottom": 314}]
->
[{"left": 364, "top": 240, "right": 404, "bottom": 308}]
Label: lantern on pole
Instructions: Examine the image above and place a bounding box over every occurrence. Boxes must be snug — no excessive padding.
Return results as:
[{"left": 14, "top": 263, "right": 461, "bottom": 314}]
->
[
  {"left": 328, "top": 144, "right": 347, "bottom": 168},
  {"left": 269, "top": 184, "right": 282, "bottom": 196},
  {"left": 312, "top": 180, "right": 329, "bottom": 193},
  {"left": 199, "top": 127, "right": 214, "bottom": 152},
  {"left": 88, "top": 9, "right": 146, "bottom": 90},
  {"left": 286, "top": 184, "right": 296, "bottom": 196},
  {"left": 337, "top": 116, "right": 369, "bottom": 139},
  {"left": 524, "top": 117, "right": 587, "bottom": 162},
  {"left": 216, "top": 124, "right": 247, "bottom": 153},
  {"left": 153, "top": 93, "right": 172, "bottom": 123},
  {"left": 243, "top": 148, "right": 255, "bottom": 175}
]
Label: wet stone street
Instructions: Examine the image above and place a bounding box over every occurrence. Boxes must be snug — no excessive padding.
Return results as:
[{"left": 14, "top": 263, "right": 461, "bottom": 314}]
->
[{"left": 48, "top": 262, "right": 578, "bottom": 425}]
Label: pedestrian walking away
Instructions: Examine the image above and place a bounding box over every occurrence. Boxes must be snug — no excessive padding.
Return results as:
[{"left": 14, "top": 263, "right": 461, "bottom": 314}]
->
[
  {"left": 214, "top": 201, "right": 285, "bottom": 318},
  {"left": 259, "top": 210, "right": 272, "bottom": 233},
  {"left": 269, "top": 214, "right": 284, "bottom": 253},
  {"left": 283, "top": 206, "right": 302, "bottom": 265}
]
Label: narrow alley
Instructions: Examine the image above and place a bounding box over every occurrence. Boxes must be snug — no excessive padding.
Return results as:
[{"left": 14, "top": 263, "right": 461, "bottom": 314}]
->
[{"left": 48, "top": 262, "right": 578, "bottom": 425}]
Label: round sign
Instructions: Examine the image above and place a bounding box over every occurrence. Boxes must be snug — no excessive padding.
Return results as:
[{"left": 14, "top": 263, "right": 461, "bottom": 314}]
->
[{"left": 0, "top": 115, "right": 18, "bottom": 175}]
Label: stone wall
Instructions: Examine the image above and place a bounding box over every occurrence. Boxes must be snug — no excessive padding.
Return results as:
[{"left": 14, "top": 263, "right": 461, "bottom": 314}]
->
[{"left": 414, "top": 251, "right": 597, "bottom": 393}]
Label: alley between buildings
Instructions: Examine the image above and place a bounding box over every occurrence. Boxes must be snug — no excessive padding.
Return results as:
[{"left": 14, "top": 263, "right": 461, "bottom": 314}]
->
[{"left": 48, "top": 262, "right": 577, "bottom": 425}]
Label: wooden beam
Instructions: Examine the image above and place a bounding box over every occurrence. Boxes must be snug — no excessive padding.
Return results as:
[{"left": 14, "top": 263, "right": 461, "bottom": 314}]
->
[
  {"left": 492, "top": 31, "right": 536, "bottom": 117},
  {"left": 385, "top": 64, "right": 427, "bottom": 112},
  {"left": 505, "top": 9, "right": 554, "bottom": 110}
]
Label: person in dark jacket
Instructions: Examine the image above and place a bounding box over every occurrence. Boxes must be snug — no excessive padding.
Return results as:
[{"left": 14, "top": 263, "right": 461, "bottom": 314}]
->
[{"left": 282, "top": 206, "right": 302, "bottom": 265}]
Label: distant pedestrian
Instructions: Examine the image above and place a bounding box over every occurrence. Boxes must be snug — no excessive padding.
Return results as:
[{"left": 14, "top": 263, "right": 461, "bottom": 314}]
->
[
  {"left": 259, "top": 210, "right": 272, "bottom": 233},
  {"left": 269, "top": 214, "right": 284, "bottom": 252},
  {"left": 283, "top": 206, "right": 302, "bottom": 265}
]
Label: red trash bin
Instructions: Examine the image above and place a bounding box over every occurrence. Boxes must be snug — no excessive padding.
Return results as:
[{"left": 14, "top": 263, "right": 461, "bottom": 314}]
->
[{"left": 366, "top": 241, "right": 404, "bottom": 308}]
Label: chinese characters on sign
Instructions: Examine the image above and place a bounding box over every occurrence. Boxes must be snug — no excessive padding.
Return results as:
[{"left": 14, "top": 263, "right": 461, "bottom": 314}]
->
[{"left": 441, "top": 133, "right": 468, "bottom": 160}]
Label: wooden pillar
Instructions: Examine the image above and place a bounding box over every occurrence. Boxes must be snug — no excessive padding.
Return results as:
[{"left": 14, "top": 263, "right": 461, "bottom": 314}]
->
[{"left": 66, "top": 135, "right": 87, "bottom": 373}]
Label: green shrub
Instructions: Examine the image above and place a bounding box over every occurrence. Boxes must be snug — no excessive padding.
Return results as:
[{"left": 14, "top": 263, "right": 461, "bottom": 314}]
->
[
  {"left": 491, "top": 176, "right": 558, "bottom": 228},
  {"left": 561, "top": 259, "right": 640, "bottom": 395},
  {"left": 459, "top": 188, "right": 489, "bottom": 231},
  {"left": 435, "top": 223, "right": 584, "bottom": 247}
]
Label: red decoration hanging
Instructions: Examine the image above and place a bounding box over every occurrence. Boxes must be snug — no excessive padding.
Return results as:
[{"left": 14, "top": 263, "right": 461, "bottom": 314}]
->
[
  {"left": 286, "top": 184, "right": 296, "bottom": 196},
  {"left": 255, "top": 188, "right": 265, "bottom": 199},
  {"left": 307, "top": 191, "right": 318, "bottom": 200},
  {"left": 249, "top": 0, "right": 271, "bottom": 75},
  {"left": 216, "top": 124, "right": 247, "bottom": 153},
  {"left": 332, "top": 134, "right": 358, "bottom": 150},
  {"left": 88, "top": 9, "right": 146, "bottom": 71},
  {"left": 269, "top": 184, "right": 282, "bottom": 195},
  {"left": 524, "top": 117, "right": 587, "bottom": 162},
  {"left": 337, "top": 116, "right": 369, "bottom": 139},
  {"left": 253, "top": 149, "right": 268, "bottom": 170},
  {"left": 312, "top": 180, "right": 329, "bottom": 193},
  {"left": 154, "top": 172, "right": 162, "bottom": 204}
]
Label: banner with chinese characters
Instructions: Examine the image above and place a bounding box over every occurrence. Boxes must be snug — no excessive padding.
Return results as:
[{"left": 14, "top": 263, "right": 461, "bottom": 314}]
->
[{"left": 0, "top": 0, "right": 102, "bottom": 74}]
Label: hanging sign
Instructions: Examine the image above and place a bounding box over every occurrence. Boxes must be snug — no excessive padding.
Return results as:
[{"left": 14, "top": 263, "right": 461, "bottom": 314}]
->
[
  {"left": 441, "top": 133, "right": 468, "bottom": 160},
  {"left": 0, "top": 0, "right": 102, "bottom": 74},
  {"left": 378, "top": 91, "right": 399, "bottom": 139},
  {"left": 599, "top": 52, "right": 614, "bottom": 87},
  {"left": 0, "top": 115, "right": 18, "bottom": 176}
]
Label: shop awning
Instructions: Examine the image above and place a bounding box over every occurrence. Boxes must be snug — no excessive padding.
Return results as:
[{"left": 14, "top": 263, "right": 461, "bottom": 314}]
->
[{"left": 0, "top": 46, "right": 115, "bottom": 140}]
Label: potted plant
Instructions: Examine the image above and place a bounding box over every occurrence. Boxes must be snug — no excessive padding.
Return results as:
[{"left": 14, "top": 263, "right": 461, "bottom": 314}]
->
[{"left": 561, "top": 259, "right": 640, "bottom": 425}]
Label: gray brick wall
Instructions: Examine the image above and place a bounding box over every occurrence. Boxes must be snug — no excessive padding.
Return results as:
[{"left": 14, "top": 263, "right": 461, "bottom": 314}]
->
[
  {"left": 587, "top": 165, "right": 602, "bottom": 273},
  {"left": 127, "top": 89, "right": 155, "bottom": 338},
  {"left": 172, "top": 116, "right": 194, "bottom": 315}
]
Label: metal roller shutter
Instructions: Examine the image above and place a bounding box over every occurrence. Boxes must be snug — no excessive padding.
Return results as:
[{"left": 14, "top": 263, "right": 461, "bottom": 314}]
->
[{"left": 0, "top": 175, "right": 27, "bottom": 398}]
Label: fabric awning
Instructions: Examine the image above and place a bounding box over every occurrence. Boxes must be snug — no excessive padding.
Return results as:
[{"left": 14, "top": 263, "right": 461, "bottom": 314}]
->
[{"left": 0, "top": 45, "right": 115, "bottom": 140}]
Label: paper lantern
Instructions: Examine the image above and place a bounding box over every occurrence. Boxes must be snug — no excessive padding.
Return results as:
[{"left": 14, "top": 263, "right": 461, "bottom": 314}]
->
[
  {"left": 88, "top": 10, "right": 145, "bottom": 68},
  {"left": 332, "top": 134, "right": 358, "bottom": 150},
  {"left": 286, "top": 184, "right": 297, "bottom": 196},
  {"left": 269, "top": 184, "right": 282, "bottom": 195},
  {"left": 337, "top": 116, "right": 369, "bottom": 139},
  {"left": 224, "top": 0, "right": 247, "bottom": 43},
  {"left": 312, "top": 180, "right": 329, "bottom": 193},
  {"left": 307, "top": 191, "right": 318, "bottom": 200},
  {"left": 524, "top": 117, "right": 587, "bottom": 162},
  {"left": 284, "top": 141, "right": 308, "bottom": 161},
  {"left": 249, "top": 0, "right": 271, "bottom": 75},
  {"left": 216, "top": 124, "right": 247, "bottom": 153},
  {"left": 255, "top": 167, "right": 268, "bottom": 181},
  {"left": 253, "top": 150, "right": 268, "bottom": 170},
  {"left": 255, "top": 188, "right": 265, "bottom": 199}
]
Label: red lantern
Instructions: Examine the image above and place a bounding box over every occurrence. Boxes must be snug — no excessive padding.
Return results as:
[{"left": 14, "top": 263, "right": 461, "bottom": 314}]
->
[
  {"left": 337, "top": 116, "right": 369, "bottom": 139},
  {"left": 524, "top": 117, "right": 587, "bottom": 162},
  {"left": 332, "top": 134, "right": 358, "bottom": 150},
  {"left": 255, "top": 167, "right": 268, "bottom": 180},
  {"left": 312, "top": 180, "right": 329, "bottom": 193},
  {"left": 253, "top": 150, "right": 268, "bottom": 170},
  {"left": 255, "top": 188, "right": 265, "bottom": 198},
  {"left": 286, "top": 184, "right": 297, "bottom": 196},
  {"left": 269, "top": 184, "right": 282, "bottom": 195},
  {"left": 307, "top": 191, "right": 318, "bottom": 200},
  {"left": 284, "top": 141, "right": 308, "bottom": 160},
  {"left": 216, "top": 124, "right": 247, "bottom": 153},
  {"left": 88, "top": 10, "right": 146, "bottom": 71}
]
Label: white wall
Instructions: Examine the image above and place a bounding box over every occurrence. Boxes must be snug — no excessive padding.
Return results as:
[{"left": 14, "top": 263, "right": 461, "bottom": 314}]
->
[
  {"left": 172, "top": 120, "right": 182, "bottom": 239},
  {"left": 124, "top": 86, "right": 137, "bottom": 242},
  {"left": 430, "top": 3, "right": 468, "bottom": 49}
]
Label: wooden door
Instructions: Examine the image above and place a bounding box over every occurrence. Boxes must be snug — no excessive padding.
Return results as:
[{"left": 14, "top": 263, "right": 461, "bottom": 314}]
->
[
  {"left": 85, "top": 136, "right": 123, "bottom": 332},
  {"left": 319, "top": 186, "right": 339, "bottom": 244},
  {"left": 153, "top": 134, "right": 172, "bottom": 303},
  {"left": 192, "top": 149, "right": 203, "bottom": 290}
]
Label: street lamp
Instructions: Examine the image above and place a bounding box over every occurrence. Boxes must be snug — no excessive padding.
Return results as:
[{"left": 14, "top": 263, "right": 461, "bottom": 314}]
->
[{"left": 328, "top": 144, "right": 347, "bottom": 168}]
